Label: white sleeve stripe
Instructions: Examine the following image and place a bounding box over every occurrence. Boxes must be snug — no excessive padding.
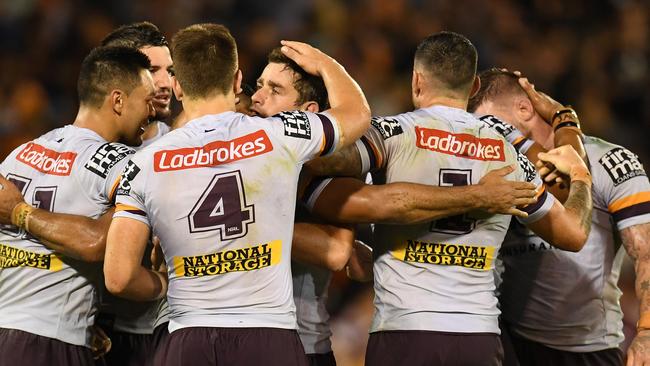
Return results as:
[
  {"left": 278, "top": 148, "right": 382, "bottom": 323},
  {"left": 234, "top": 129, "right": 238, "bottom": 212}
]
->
[{"left": 305, "top": 177, "right": 334, "bottom": 211}]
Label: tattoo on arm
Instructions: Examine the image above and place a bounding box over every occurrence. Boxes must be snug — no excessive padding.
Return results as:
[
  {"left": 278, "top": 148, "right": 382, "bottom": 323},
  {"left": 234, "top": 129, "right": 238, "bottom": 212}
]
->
[
  {"left": 305, "top": 144, "right": 362, "bottom": 177},
  {"left": 563, "top": 181, "right": 592, "bottom": 236},
  {"left": 621, "top": 223, "right": 650, "bottom": 313}
]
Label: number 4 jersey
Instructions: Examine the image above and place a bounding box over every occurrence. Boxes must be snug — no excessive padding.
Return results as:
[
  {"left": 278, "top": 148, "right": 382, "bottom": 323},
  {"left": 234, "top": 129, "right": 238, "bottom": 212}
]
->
[
  {"left": 0, "top": 125, "right": 133, "bottom": 347},
  {"left": 114, "top": 111, "right": 339, "bottom": 333},
  {"left": 347, "top": 106, "right": 553, "bottom": 334}
]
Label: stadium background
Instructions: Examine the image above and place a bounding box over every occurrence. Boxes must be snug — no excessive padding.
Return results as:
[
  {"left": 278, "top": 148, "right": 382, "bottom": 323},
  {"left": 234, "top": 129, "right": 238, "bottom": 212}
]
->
[{"left": 0, "top": 0, "right": 647, "bottom": 364}]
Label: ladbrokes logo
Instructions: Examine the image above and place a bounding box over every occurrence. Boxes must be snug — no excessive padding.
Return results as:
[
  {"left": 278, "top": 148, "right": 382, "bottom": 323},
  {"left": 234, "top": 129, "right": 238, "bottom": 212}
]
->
[
  {"left": 0, "top": 243, "right": 63, "bottom": 271},
  {"left": 173, "top": 240, "right": 281, "bottom": 277},
  {"left": 415, "top": 127, "right": 505, "bottom": 161},
  {"left": 17, "top": 143, "right": 77, "bottom": 176},
  {"left": 391, "top": 240, "right": 495, "bottom": 270},
  {"left": 154, "top": 130, "right": 272, "bottom": 172}
]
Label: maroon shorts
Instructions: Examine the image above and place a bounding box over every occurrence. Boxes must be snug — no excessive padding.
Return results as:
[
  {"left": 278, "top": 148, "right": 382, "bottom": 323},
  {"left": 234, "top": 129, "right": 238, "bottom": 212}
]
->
[
  {"left": 306, "top": 351, "right": 336, "bottom": 366},
  {"left": 151, "top": 322, "right": 170, "bottom": 366},
  {"left": 365, "top": 330, "right": 503, "bottom": 366},
  {"left": 0, "top": 327, "right": 94, "bottom": 366},
  {"left": 156, "top": 327, "right": 309, "bottom": 366},
  {"left": 94, "top": 329, "right": 155, "bottom": 366},
  {"left": 507, "top": 330, "right": 624, "bottom": 366}
]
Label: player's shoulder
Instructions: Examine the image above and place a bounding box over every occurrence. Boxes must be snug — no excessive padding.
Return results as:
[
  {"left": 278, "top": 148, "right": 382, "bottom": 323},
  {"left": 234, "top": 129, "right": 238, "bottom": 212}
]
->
[
  {"left": 369, "top": 113, "right": 407, "bottom": 140},
  {"left": 585, "top": 135, "right": 647, "bottom": 188}
]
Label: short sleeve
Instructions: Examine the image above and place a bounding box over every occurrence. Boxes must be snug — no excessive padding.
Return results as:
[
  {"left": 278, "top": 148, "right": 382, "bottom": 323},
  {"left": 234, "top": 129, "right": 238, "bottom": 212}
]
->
[
  {"left": 594, "top": 146, "right": 650, "bottom": 230},
  {"left": 479, "top": 115, "right": 534, "bottom": 154},
  {"left": 356, "top": 116, "right": 407, "bottom": 175},
  {"left": 113, "top": 155, "right": 149, "bottom": 226},
  {"left": 268, "top": 110, "right": 340, "bottom": 163},
  {"left": 512, "top": 150, "right": 556, "bottom": 224},
  {"left": 82, "top": 142, "right": 135, "bottom": 203}
]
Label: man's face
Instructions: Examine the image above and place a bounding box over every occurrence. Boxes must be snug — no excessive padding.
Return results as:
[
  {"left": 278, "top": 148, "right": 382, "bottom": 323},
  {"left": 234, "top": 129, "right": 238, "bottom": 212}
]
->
[
  {"left": 119, "top": 70, "right": 156, "bottom": 146},
  {"left": 139, "top": 46, "right": 173, "bottom": 120},
  {"left": 251, "top": 62, "right": 301, "bottom": 117}
]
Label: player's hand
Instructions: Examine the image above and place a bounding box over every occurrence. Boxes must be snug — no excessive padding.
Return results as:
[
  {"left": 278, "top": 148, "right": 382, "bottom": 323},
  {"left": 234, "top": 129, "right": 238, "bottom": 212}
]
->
[
  {"left": 626, "top": 330, "right": 650, "bottom": 366},
  {"left": 537, "top": 145, "right": 588, "bottom": 182},
  {"left": 150, "top": 236, "right": 167, "bottom": 273},
  {"left": 477, "top": 165, "right": 538, "bottom": 218},
  {"left": 90, "top": 325, "right": 112, "bottom": 360},
  {"left": 0, "top": 174, "right": 26, "bottom": 225},
  {"left": 280, "top": 40, "right": 335, "bottom": 77},
  {"left": 516, "top": 74, "right": 564, "bottom": 124},
  {"left": 346, "top": 240, "right": 373, "bottom": 282}
]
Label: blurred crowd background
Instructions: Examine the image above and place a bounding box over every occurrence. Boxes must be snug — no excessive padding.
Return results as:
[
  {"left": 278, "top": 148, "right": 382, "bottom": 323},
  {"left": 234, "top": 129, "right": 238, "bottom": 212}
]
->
[{"left": 1, "top": 0, "right": 648, "bottom": 364}]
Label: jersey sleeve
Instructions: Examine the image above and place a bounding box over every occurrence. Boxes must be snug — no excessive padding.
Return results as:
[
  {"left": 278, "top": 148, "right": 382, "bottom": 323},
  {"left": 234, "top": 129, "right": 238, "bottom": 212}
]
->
[
  {"left": 479, "top": 115, "right": 534, "bottom": 154},
  {"left": 356, "top": 116, "right": 407, "bottom": 175},
  {"left": 512, "top": 150, "right": 556, "bottom": 224},
  {"left": 113, "top": 154, "right": 149, "bottom": 226},
  {"left": 82, "top": 142, "right": 135, "bottom": 204},
  {"left": 267, "top": 110, "right": 340, "bottom": 163},
  {"left": 595, "top": 146, "right": 650, "bottom": 230}
]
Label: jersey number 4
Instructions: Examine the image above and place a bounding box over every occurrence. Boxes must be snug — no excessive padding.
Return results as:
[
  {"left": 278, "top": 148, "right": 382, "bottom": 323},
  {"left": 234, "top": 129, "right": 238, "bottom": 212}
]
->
[
  {"left": 430, "top": 169, "right": 476, "bottom": 235},
  {"left": 188, "top": 171, "right": 255, "bottom": 240}
]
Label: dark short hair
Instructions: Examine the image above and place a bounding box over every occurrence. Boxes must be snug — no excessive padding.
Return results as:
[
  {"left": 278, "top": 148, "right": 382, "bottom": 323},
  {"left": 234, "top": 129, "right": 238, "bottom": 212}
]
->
[
  {"left": 77, "top": 46, "right": 151, "bottom": 107},
  {"left": 414, "top": 31, "right": 477, "bottom": 94},
  {"left": 467, "top": 68, "right": 525, "bottom": 113},
  {"left": 267, "top": 47, "right": 329, "bottom": 110},
  {"left": 171, "top": 23, "right": 238, "bottom": 98},
  {"left": 101, "top": 21, "right": 168, "bottom": 49}
]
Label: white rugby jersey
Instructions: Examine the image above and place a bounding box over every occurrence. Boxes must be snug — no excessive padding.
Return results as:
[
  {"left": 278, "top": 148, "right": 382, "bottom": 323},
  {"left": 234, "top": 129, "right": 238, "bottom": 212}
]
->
[
  {"left": 308, "top": 105, "right": 555, "bottom": 334},
  {"left": 292, "top": 261, "right": 333, "bottom": 354},
  {"left": 499, "top": 135, "right": 650, "bottom": 352},
  {"left": 0, "top": 125, "right": 133, "bottom": 347},
  {"left": 114, "top": 110, "right": 339, "bottom": 333}
]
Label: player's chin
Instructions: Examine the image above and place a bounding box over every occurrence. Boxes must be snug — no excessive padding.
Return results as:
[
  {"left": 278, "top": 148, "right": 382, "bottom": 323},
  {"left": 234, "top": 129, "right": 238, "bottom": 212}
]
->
[{"left": 153, "top": 104, "right": 171, "bottom": 120}]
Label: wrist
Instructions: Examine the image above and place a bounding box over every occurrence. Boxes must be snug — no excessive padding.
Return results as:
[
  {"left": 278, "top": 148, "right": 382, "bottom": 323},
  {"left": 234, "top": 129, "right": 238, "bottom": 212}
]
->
[
  {"left": 152, "top": 270, "right": 168, "bottom": 300},
  {"left": 551, "top": 107, "right": 581, "bottom": 130},
  {"left": 569, "top": 165, "right": 592, "bottom": 187},
  {"left": 11, "top": 202, "right": 34, "bottom": 231},
  {"left": 638, "top": 312, "right": 650, "bottom": 332}
]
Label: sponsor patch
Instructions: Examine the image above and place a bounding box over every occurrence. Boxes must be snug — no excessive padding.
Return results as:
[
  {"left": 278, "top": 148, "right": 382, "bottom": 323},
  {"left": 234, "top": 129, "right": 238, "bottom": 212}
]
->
[
  {"left": 172, "top": 240, "right": 282, "bottom": 277},
  {"left": 371, "top": 117, "right": 403, "bottom": 139},
  {"left": 517, "top": 151, "right": 537, "bottom": 182},
  {"left": 599, "top": 147, "right": 646, "bottom": 186},
  {"left": 85, "top": 143, "right": 134, "bottom": 178},
  {"left": 479, "top": 115, "right": 518, "bottom": 139},
  {"left": 16, "top": 142, "right": 77, "bottom": 176},
  {"left": 415, "top": 126, "right": 505, "bottom": 161},
  {"left": 154, "top": 130, "right": 272, "bottom": 172},
  {"left": 0, "top": 243, "right": 63, "bottom": 271},
  {"left": 276, "top": 111, "right": 312, "bottom": 139},
  {"left": 116, "top": 161, "right": 141, "bottom": 196},
  {"left": 391, "top": 240, "right": 495, "bottom": 270}
]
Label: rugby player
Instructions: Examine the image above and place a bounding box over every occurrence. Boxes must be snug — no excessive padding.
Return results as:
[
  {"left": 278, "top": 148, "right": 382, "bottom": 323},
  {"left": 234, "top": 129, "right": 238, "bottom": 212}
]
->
[
  {"left": 470, "top": 68, "right": 650, "bottom": 366},
  {"left": 103, "top": 23, "right": 371, "bottom": 365},
  {"left": 303, "top": 31, "right": 594, "bottom": 365},
  {"left": 0, "top": 46, "right": 155, "bottom": 365}
]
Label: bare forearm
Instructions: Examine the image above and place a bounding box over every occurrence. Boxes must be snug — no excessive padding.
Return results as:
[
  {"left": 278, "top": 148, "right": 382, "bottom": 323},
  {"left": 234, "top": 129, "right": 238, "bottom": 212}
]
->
[
  {"left": 562, "top": 180, "right": 592, "bottom": 241},
  {"left": 305, "top": 144, "right": 363, "bottom": 177},
  {"left": 108, "top": 267, "right": 167, "bottom": 302},
  {"left": 622, "top": 225, "right": 650, "bottom": 314},
  {"left": 554, "top": 127, "right": 586, "bottom": 162},
  {"left": 292, "top": 222, "right": 354, "bottom": 271},
  {"left": 26, "top": 208, "right": 112, "bottom": 262}
]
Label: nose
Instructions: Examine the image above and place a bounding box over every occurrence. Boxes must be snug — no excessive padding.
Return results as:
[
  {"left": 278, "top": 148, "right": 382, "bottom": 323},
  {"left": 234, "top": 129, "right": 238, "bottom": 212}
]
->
[
  {"left": 251, "top": 88, "right": 265, "bottom": 105},
  {"left": 154, "top": 70, "right": 172, "bottom": 91}
]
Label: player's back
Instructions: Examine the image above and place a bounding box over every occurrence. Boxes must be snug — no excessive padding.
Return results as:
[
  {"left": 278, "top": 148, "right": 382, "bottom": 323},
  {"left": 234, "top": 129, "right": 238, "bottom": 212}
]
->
[
  {"left": 0, "top": 125, "right": 133, "bottom": 347},
  {"left": 115, "top": 110, "right": 339, "bottom": 333},
  {"left": 363, "top": 105, "right": 546, "bottom": 334}
]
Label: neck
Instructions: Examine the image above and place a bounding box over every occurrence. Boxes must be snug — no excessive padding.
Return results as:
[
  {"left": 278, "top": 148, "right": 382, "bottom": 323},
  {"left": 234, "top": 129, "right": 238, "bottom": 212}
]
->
[
  {"left": 528, "top": 120, "right": 554, "bottom": 150},
  {"left": 178, "top": 93, "right": 236, "bottom": 128},
  {"left": 419, "top": 95, "right": 468, "bottom": 111},
  {"left": 72, "top": 105, "right": 118, "bottom": 143}
]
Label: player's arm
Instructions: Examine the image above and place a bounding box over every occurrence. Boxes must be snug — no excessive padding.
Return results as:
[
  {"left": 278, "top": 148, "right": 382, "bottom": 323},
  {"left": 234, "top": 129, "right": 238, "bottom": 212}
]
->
[
  {"left": 292, "top": 221, "right": 355, "bottom": 272},
  {"left": 0, "top": 174, "right": 109, "bottom": 262},
  {"left": 104, "top": 217, "right": 167, "bottom": 301},
  {"left": 523, "top": 146, "right": 592, "bottom": 252},
  {"left": 304, "top": 143, "right": 363, "bottom": 178},
  {"left": 307, "top": 165, "right": 537, "bottom": 224},
  {"left": 621, "top": 223, "right": 650, "bottom": 366},
  {"left": 280, "top": 41, "right": 370, "bottom": 148}
]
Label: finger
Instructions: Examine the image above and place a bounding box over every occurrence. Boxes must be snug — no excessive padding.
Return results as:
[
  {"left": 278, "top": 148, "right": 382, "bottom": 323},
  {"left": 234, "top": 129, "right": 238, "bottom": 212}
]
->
[
  {"left": 280, "top": 40, "right": 308, "bottom": 53},
  {"left": 513, "top": 70, "right": 522, "bottom": 76},
  {"left": 504, "top": 207, "right": 529, "bottom": 218},
  {"left": 280, "top": 45, "right": 303, "bottom": 61},
  {"left": 514, "top": 189, "right": 537, "bottom": 198},
  {"left": 513, "top": 197, "right": 537, "bottom": 206},
  {"left": 544, "top": 171, "right": 560, "bottom": 183},
  {"left": 490, "top": 165, "right": 515, "bottom": 177},
  {"left": 538, "top": 166, "right": 553, "bottom": 177},
  {"left": 626, "top": 350, "right": 633, "bottom": 366}
]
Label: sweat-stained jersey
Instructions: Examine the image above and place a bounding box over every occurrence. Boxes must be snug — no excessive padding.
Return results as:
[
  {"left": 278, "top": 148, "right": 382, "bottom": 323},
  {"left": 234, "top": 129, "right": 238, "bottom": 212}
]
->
[
  {"left": 0, "top": 125, "right": 133, "bottom": 347},
  {"left": 114, "top": 110, "right": 340, "bottom": 333},
  {"left": 499, "top": 135, "right": 650, "bottom": 352},
  {"left": 308, "top": 106, "right": 555, "bottom": 334}
]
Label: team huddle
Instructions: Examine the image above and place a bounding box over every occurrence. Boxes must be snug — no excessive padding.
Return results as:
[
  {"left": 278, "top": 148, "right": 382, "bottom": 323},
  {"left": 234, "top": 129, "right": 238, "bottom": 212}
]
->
[{"left": 0, "top": 21, "right": 648, "bottom": 366}]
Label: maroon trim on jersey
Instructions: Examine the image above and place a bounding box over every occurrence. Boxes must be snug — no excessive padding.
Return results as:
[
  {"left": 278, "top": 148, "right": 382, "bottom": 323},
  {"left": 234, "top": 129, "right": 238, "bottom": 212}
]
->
[
  {"left": 317, "top": 114, "right": 335, "bottom": 156},
  {"left": 521, "top": 188, "right": 549, "bottom": 215},
  {"left": 612, "top": 201, "right": 650, "bottom": 223},
  {"left": 359, "top": 136, "right": 379, "bottom": 171}
]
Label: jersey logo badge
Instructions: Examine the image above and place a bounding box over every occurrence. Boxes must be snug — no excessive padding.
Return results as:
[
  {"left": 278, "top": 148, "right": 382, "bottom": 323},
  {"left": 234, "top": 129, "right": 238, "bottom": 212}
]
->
[
  {"left": 479, "top": 115, "right": 517, "bottom": 138},
  {"left": 85, "top": 143, "right": 134, "bottom": 178},
  {"left": 371, "top": 117, "right": 403, "bottom": 139},
  {"left": 17, "top": 142, "right": 77, "bottom": 176},
  {"left": 415, "top": 126, "right": 505, "bottom": 161},
  {"left": 116, "top": 161, "right": 141, "bottom": 196},
  {"left": 277, "top": 111, "right": 312, "bottom": 139},
  {"left": 599, "top": 147, "right": 646, "bottom": 186},
  {"left": 516, "top": 152, "right": 537, "bottom": 182}
]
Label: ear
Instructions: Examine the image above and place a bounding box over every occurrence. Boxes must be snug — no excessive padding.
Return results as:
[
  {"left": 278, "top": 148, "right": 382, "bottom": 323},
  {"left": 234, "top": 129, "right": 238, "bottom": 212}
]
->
[
  {"left": 468, "top": 76, "right": 481, "bottom": 98},
  {"left": 301, "top": 101, "right": 320, "bottom": 113},
  {"left": 110, "top": 90, "right": 124, "bottom": 115},
  {"left": 515, "top": 97, "right": 535, "bottom": 122},
  {"left": 411, "top": 70, "right": 421, "bottom": 97},
  {"left": 172, "top": 78, "right": 183, "bottom": 101},
  {"left": 233, "top": 69, "right": 243, "bottom": 95}
]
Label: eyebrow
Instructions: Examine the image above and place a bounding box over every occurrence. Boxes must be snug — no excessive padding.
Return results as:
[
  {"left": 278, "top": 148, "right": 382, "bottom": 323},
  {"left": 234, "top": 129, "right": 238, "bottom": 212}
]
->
[{"left": 256, "top": 77, "right": 284, "bottom": 90}]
